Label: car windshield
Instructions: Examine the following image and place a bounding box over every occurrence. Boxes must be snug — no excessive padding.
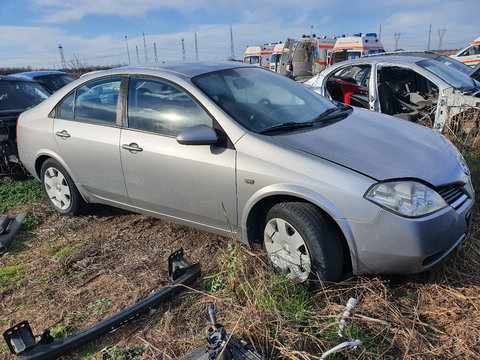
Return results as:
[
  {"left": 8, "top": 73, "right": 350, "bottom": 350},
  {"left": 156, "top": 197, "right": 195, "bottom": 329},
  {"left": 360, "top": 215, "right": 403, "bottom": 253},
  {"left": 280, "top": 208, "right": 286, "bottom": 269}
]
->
[
  {"left": 0, "top": 81, "right": 49, "bottom": 114},
  {"left": 436, "top": 55, "right": 473, "bottom": 75},
  {"left": 417, "top": 59, "right": 476, "bottom": 90},
  {"left": 192, "top": 67, "right": 338, "bottom": 133},
  {"left": 35, "top": 73, "right": 77, "bottom": 92}
]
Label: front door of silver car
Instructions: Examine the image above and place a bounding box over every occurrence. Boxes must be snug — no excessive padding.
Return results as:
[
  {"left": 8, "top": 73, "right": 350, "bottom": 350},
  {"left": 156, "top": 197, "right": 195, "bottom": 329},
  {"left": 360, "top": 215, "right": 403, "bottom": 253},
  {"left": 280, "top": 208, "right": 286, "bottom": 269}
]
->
[
  {"left": 53, "top": 77, "right": 130, "bottom": 203},
  {"left": 119, "top": 76, "right": 237, "bottom": 231}
]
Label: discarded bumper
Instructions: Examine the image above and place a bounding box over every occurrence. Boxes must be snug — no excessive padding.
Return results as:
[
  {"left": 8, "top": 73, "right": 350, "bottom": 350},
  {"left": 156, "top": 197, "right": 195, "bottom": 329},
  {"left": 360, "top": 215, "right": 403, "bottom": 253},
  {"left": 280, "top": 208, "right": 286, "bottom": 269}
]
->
[
  {"left": 0, "top": 212, "right": 27, "bottom": 255},
  {"left": 3, "top": 249, "right": 201, "bottom": 360}
]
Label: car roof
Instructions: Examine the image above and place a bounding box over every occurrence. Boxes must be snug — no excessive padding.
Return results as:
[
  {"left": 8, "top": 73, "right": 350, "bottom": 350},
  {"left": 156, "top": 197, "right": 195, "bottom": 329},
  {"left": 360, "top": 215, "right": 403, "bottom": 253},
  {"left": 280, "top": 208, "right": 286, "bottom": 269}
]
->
[
  {"left": 100, "top": 61, "right": 254, "bottom": 79},
  {"left": 328, "top": 55, "right": 428, "bottom": 72},
  {"left": 12, "top": 70, "right": 74, "bottom": 79},
  {"left": 0, "top": 74, "right": 37, "bottom": 82},
  {"left": 364, "top": 50, "right": 440, "bottom": 59}
]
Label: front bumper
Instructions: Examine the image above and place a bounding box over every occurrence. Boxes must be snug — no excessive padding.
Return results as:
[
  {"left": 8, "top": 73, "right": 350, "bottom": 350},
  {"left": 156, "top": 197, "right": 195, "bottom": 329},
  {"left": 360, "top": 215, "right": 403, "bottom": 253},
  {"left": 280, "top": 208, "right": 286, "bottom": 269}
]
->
[{"left": 348, "top": 196, "right": 474, "bottom": 275}]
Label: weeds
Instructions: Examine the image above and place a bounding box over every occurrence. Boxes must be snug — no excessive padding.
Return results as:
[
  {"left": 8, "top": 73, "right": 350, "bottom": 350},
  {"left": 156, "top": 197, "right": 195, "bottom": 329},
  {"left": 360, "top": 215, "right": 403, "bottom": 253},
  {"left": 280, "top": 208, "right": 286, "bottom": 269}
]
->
[
  {"left": 0, "top": 263, "right": 27, "bottom": 292},
  {"left": 50, "top": 323, "right": 75, "bottom": 339},
  {"left": 0, "top": 178, "right": 43, "bottom": 213},
  {"left": 88, "top": 298, "right": 113, "bottom": 315},
  {"left": 51, "top": 243, "right": 84, "bottom": 260},
  {"left": 100, "top": 345, "right": 147, "bottom": 360}
]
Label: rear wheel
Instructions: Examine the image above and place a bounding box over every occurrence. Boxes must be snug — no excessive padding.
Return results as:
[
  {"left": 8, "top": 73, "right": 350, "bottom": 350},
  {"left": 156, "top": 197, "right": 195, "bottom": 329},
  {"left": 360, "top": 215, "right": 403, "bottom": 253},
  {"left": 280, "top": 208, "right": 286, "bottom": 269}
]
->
[
  {"left": 41, "top": 159, "right": 85, "bottom": 216},
  {"left": 263, "top": 202, "right": 344, "bottom": 283}
]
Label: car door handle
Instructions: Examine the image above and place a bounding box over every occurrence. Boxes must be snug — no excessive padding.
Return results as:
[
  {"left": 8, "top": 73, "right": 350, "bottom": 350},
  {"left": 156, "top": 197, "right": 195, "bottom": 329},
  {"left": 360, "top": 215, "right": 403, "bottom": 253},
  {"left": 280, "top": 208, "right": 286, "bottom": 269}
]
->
[
  {"left": 122, "top": 143, "right": 143, "bottom": 153},
  {"left": 55, "top": 130, "right": 71, "bottom": 139}
]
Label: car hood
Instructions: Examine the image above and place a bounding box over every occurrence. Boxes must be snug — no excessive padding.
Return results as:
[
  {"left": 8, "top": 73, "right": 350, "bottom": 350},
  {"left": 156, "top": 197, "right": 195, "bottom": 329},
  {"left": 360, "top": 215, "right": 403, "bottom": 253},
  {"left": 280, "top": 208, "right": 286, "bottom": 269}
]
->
[{"left": 273, "top": 108, "right": 466, "bottom": 187}]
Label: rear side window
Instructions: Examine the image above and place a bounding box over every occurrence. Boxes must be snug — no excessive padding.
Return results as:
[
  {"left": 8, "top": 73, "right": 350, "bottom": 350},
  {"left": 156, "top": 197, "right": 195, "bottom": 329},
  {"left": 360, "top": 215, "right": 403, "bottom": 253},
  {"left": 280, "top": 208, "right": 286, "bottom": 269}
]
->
[
  {"left": 127, "top": 77, "right": 211, "bottom": 136},
  {"left": 74, "top": 77, "right": 121, "bottom": 125},
  {"left": 56, "top": 92, "right": 74, "bottom": 120}
]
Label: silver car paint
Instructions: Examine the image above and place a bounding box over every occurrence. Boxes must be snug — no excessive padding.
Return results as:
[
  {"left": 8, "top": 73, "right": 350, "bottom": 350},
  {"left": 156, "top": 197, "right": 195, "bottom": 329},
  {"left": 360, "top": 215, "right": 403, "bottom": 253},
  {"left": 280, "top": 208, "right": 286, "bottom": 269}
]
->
[
  {"left": 17, "top": 62, "right": 474, "bottom": 276},
  {"left": 120, "top": 128, "right": 237, "bottom": 231}
]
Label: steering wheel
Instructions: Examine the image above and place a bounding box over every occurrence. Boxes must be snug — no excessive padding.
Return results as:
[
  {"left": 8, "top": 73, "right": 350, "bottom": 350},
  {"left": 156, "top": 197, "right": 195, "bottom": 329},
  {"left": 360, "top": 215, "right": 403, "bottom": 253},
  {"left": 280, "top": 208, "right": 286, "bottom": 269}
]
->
[{"left": 257, "top": 98, "right": 271, "bottom": 105}]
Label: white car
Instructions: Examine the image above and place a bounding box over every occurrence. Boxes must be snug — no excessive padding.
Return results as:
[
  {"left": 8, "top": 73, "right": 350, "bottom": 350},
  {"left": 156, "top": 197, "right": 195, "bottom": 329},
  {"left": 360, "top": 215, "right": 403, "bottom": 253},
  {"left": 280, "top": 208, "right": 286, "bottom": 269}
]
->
[
  {"left": 450, "top": 37, "right": 480, "bottom": 68},
  {"left": 305, "top": 55, "right": 480, "bottom": 131}
]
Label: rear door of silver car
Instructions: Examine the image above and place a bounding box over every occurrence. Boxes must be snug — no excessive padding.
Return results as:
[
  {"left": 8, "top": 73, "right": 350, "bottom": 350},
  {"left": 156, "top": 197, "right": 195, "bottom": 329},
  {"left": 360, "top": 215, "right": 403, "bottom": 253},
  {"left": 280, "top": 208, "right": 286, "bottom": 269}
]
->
[{"left": 53, "top": 77, "right": 130, "bottom": 203}]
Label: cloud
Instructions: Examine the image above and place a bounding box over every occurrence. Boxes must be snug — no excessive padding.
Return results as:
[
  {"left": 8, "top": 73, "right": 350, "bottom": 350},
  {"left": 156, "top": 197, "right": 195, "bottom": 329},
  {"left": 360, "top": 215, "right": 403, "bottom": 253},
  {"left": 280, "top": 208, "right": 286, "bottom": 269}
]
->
[{"left": 2, "top": 1, "right": 479, "bottom": 68}]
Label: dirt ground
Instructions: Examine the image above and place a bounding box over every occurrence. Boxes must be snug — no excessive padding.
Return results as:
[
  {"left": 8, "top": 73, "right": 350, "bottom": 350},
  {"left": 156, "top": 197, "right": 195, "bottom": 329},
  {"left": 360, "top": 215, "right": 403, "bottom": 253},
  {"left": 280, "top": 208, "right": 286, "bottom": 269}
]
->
[{"left": 1, "top": 197, "right": 480, "bottom": 359}]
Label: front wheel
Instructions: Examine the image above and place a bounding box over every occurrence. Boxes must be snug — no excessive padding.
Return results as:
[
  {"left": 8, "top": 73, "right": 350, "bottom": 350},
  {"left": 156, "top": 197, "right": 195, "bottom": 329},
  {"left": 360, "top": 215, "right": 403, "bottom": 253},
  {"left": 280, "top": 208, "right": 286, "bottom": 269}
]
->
[
  {"left": 40, "top": 159, "right": 85, "bottom": 216},
  {"left": 263, "top": 202, "right": 344, "bottom": 283}
]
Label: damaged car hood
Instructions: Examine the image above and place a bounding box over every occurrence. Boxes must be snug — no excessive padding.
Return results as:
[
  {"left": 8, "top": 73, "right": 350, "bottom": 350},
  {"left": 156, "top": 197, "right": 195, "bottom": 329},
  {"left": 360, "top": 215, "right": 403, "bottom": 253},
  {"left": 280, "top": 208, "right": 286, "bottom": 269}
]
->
[{"left": 273, "top": 108, "right": 466, "bottom": 187}]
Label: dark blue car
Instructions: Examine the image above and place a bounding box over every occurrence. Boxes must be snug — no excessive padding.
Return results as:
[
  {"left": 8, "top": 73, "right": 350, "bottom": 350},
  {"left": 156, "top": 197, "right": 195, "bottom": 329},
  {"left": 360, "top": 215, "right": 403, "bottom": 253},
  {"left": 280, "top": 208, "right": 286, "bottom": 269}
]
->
[{"left": 12, "top": 71, "right": 77, "bottom": 93}]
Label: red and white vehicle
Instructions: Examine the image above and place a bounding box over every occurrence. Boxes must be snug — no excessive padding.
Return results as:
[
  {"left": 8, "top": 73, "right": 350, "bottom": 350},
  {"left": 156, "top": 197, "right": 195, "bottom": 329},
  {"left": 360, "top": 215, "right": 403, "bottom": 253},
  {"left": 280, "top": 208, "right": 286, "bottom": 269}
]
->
[
  {"left": 275, "top": 36, "right": 335, "bottom": 79},
  {"left": 450, "top": 36, "right": 480, "bottom": 68},
  {"left": 244, "top": 44, "right": 275, "bottom": 69},
  {"left": 329, "top": 33, "right": 384, "bottom": 65},
  {"left": 269, "top": 43, "right": 285, "bottom": 72},
  {"left": 311, "top": 37, "right": 336, "bottom": 73}
]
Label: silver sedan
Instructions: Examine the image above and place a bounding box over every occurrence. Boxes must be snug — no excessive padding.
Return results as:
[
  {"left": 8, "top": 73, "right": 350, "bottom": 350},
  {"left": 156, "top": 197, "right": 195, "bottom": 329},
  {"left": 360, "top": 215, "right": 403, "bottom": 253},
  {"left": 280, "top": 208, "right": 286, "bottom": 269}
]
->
[{"left": 17, "top": 62, "right": 474, "bottom": 283}]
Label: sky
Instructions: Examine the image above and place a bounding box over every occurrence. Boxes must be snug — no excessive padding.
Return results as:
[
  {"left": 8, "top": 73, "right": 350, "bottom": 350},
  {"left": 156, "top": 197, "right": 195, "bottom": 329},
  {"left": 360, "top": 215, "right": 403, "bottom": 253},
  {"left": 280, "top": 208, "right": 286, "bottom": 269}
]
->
[{"left": 0, "top": 0, "right": 479, "bottom": 69}]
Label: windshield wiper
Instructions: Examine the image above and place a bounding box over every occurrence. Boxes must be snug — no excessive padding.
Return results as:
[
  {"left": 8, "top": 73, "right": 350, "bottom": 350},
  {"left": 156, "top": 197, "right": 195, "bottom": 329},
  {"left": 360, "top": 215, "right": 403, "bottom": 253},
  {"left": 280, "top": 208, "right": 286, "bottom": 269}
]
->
[
  {"left": 259, "top": 121, "right": 313, "bottom": 135},
  {"left": 313, "top": 106, "right": 351, "bottom": 122}
]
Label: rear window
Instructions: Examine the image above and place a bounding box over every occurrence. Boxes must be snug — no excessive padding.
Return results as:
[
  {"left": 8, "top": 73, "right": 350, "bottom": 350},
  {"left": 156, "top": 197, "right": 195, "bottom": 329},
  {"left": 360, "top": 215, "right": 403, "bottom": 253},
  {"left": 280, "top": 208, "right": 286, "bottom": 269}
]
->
[
  {"left": 0, "top": 81, "right": 49, "bottom": 114},
  {"left": 35, "top": 74, "right": 77, "bottom": 92}
]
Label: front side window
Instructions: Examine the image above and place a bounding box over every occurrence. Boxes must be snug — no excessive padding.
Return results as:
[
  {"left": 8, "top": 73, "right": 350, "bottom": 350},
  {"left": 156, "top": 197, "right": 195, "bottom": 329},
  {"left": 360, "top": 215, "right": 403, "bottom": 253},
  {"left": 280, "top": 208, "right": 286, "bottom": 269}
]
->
[
  {"left": 127, "top": 77, "right": 211, "bottom": 136},
  {"left": 377, "top": 65, "right": 439, "bottom": 124},
  {"left": 325, "top": 64, "right": 371, "bottom": 109},
  {"left": 74, "top": 77, "right": 121, "bottom": 125},
  {"left": 460, "top": 45, "right": 480, "bottom": 57}
]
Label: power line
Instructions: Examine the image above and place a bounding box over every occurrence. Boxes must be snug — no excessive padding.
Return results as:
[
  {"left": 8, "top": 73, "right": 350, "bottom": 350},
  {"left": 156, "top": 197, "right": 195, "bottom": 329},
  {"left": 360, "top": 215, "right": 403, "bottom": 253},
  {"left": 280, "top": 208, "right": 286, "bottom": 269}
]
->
[
  {"left": 153, "top": 42, "right": 158, "bottom": 63},
  {"left": 181, "top": 38, "right": 186, "bottom": 61},
  {"left": 379, "top": 24, "right": 382, "bottom": 40},
  {"left": 438, "top": 28, "right": 447, "bottom": 50},
  {"left": 195, "top": 32, "right": 199, "bottom": 61},
  {"left": 394, "top": 32, "right": 401, "bottom": 50},
  {"left": 125, "top": 36, "right": 131, "bottom": 65},
  {"left": 143, "top": 32, "right": 149, "bottom": 63}
]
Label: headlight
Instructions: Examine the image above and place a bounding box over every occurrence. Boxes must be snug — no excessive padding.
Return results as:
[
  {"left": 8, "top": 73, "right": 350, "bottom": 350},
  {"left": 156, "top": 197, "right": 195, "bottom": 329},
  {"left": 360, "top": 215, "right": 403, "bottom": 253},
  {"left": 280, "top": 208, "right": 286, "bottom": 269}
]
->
[{"left": 365, "top": 181, "right": 447, "bottom": 217}]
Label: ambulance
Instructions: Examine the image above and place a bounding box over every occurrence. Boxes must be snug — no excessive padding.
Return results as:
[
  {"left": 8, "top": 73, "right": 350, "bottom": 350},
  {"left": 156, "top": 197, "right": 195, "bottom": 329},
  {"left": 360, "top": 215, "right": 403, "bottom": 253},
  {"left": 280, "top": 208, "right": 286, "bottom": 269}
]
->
[
  {"left": 243, "top": 44, "right": 275, "bottom": 69},
  {"left": 329, "top": 33, "right": 384, "bottom": 65},
  {"left": 450, "top": 36, "right": 480, "bottom": 68},
  {"left": 276, "top": 35, "right": 335, "bottom": 79},
  {"left": 270, "top": 43, "right": 285, "bottom": 72}
]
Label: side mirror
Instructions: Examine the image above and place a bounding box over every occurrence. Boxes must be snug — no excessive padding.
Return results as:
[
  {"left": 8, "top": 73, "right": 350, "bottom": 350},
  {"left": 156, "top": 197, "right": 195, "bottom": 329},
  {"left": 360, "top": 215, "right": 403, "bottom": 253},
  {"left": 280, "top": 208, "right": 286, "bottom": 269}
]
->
[{"left": 176, "top": 124, "right": 218, "bottom": 145}]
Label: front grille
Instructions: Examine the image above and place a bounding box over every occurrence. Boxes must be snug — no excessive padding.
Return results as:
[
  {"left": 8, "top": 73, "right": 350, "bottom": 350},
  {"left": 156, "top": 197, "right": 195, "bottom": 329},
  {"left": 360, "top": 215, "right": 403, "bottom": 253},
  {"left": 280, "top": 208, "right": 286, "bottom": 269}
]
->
[{"left": 437, "top": 186, "right": 468, "bottom": 209}]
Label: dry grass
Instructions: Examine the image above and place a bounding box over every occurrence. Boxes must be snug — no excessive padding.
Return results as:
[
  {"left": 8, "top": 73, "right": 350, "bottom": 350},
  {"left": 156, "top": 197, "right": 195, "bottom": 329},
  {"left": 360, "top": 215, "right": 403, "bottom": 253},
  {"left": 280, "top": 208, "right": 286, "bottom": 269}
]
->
[
  {"left": 1, "top": 116, "right": 480, "bottom": 358},
  {"left": 1, "top": 196, "right": 479, "bottom": 359},
  {"left": 443, "top": 106, "right": 480, "bottom": 150}
]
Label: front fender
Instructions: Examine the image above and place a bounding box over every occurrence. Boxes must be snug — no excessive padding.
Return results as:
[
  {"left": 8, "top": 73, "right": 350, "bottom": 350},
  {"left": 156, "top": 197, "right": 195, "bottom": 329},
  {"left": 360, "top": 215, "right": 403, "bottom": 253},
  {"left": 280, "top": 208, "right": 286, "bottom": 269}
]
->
[{"left": 240, "top": 183, "right": 360, "bottom": 272}]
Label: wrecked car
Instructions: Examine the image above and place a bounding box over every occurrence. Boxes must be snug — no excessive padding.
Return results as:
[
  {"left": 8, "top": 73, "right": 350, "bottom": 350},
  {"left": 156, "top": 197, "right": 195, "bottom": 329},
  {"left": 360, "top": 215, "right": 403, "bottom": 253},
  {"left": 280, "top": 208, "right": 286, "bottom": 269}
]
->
[
  {"left": 471, "top": 63, "right": 480, "bottom": 82},
  {"left": 0, "top": 75, "right": 50, "bottom": 174},
  {"left": 17, "top": 62, "right": 474, "bottom": 283},
  {"left": 304, "top": 55, "right": 480, "bottom": 131}
]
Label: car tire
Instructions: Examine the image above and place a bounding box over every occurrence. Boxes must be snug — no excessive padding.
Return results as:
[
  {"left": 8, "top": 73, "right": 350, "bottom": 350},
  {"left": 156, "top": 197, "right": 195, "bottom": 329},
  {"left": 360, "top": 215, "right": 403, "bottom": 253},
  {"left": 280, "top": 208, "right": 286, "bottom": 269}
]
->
[
  {"left": 40, "top": 159, "right": 85, "bottom": 216},
  {"left": 263, "top": 201, "right": 344, "bottom": 283}
]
